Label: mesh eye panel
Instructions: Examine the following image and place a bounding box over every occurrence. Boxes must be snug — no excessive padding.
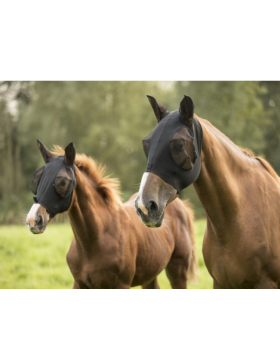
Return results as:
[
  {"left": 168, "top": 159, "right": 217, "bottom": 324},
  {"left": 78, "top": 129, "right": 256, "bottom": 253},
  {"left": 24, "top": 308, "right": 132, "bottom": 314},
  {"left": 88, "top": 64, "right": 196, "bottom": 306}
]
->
[
  {"left": 142, "top": 130, "right": 154, "bottom": 158},
  {"left": 29, "top": 166, "right": 45, "bottom": 195},
  {"left": 54, "top": 168, "right": 76, "bottom": 198},
  {"left": 170, "top": 127, "right": 197, "bottom": 170}
]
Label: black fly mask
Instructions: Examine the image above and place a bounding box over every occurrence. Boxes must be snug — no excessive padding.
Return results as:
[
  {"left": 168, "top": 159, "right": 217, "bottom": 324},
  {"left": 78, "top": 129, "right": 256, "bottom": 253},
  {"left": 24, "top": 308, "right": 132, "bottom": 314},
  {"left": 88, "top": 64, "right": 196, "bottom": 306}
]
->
[
  {"left": 142, "top": 95, "right": 203, "bottom": 193},
  {"left": 30, "top": 141, "right": 77, "bottom": 218}
]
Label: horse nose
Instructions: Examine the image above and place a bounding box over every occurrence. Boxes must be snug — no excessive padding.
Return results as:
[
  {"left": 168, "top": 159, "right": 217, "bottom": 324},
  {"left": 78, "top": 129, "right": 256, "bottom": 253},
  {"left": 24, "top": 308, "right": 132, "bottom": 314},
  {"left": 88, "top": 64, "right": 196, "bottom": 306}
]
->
[
  {"left": 26, "top": 214, "right": 44, "bottom": 234},
  {"left": 26, "top": 203, "right": 50, "bottom": 234},
  {"left": 147, "top": 200, "right": 159, "bottom": 217},
  {"left": 28, "top": 215, "right": 43, "bottom": 228},
  {"left": 136, "top": 206, "right": 144, "bottom": 217},
  {"left": 36, "top": 215, "right": 43, "bottom": 226}
]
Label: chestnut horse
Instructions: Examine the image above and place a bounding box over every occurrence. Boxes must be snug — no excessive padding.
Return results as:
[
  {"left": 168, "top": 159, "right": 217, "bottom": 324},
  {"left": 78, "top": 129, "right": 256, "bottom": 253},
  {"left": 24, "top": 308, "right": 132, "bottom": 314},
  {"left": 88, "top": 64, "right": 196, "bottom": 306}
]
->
[
  {"left": 26, "top": 140, "right": 197, "bottom": 289},
  {"left": 136, "top": 95, "right": 280, "bottom": 289}
]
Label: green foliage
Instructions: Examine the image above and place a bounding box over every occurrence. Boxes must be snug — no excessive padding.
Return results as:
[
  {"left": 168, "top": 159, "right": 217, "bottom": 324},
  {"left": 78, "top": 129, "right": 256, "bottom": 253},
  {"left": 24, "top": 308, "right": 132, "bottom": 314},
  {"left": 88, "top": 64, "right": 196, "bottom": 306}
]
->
[
  {"left": 0, "top": 81, "right": 33, "bottom": 200},
  {"left": 260, "top": 81, "right": 280, "bottom": 174},
  {"left": 0, "top": 81, "right": 279, "bottom": 222},
  {"left": 174, "top": 81, "right": 269, "bottom": 155},
  {"left": 18, "top": 81, "right": 173, "bottom": 191},
  {"left": 0, "top": 219, "right": 212, "bottom": 289}
]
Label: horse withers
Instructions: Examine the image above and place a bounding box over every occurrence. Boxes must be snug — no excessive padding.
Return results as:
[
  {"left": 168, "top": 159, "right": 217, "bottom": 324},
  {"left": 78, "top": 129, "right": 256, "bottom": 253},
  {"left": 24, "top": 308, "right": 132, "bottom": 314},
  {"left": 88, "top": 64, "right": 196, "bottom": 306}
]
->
[
  {"left": 136, "top": 95, "right": 280, "bottom": 289},
  {"left": 26, "top": 140, "right": 197, "bottom": 289}
]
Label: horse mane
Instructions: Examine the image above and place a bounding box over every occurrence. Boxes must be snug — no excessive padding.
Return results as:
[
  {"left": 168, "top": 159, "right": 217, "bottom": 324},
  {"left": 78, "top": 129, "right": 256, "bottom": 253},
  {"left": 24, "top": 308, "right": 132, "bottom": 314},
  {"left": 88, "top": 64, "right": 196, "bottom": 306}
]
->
[
  {"left": 52, "top": 145, "right": 122, "bottom": 210},
  {"left": 239, "top": 147, "right": 280, "bottom": 185},
  {"left": 197, "top": 115, "right": 280, "bottom": 186}
]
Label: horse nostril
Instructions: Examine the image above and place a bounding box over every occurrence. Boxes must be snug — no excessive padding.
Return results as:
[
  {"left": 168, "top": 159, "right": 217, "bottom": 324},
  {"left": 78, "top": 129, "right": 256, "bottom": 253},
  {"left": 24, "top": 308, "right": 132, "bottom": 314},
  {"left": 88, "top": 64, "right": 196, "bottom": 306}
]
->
[
  {"left": 36, "top": 215, "right": 43, "bottom": 226},
  {"left": 147, "top": 200, "right": 158, "bottom": 216}
]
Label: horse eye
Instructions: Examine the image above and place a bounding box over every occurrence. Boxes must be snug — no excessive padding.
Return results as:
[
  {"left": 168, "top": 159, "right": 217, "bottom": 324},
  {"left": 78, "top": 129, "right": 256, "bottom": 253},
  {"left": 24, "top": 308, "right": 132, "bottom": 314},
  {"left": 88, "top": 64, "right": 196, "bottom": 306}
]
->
[
  {"left": 171, "top": 140, "right": 185, "bottom": 152},
  {"left": 174, "top": 143, "right": 184, "bottom": 151}
]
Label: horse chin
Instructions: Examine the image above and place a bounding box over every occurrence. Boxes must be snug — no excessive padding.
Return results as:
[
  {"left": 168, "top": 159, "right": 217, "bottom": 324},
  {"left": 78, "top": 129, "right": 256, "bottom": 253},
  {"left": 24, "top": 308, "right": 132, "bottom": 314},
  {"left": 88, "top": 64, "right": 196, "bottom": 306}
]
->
[
  {"left": 139, "top": 209, "right": 166, "bottom": 228},
  {"left": 30, "top": 224, "right": 48, "bottom": 234},
  {"left": 154, "top": 214, "right": 165, "bottom": 228}
]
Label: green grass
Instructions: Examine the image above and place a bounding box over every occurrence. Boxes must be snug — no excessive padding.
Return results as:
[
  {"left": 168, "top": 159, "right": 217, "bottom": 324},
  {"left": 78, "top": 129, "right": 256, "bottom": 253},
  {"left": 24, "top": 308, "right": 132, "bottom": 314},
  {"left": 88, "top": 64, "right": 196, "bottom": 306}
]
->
[{"left": 0, "top": 219, "right": 212, "bottom": 289}]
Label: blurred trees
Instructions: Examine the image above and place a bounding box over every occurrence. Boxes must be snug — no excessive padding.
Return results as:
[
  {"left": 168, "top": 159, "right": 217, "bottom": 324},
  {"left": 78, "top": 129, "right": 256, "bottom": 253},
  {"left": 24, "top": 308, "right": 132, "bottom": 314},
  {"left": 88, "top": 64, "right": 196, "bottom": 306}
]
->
[
  {"left": 0, "top": 81, "right": 279, "bottom": 223},
  {"left": 0, "top": 82, "right": 32, "bottom": 199},
  {"left": 19, "top": 81, "right": 173, "bottom": 192},
  {"left": 173, "top": 81, "right": 269, "bottom": 154},
  {"left": 260, "top": 81, "right": 280, "bottom": 173}
]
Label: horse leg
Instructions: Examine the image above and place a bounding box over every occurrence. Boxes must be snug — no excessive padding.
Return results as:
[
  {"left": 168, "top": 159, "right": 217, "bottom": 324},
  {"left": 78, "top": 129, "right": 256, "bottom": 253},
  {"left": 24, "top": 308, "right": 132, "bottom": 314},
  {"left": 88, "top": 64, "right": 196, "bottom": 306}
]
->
[
  {"left": 73, "top": 281, "right": 80, "bottom": 289},
  {"left": 142, "top": 278, "right": 160, "bottom": 289},
  {"left": 165, "top": 258, "right": 188, "bottom": 289},
  {"left": 213, "top": 280, "right": 223, "bottom": 289},
  {"left": 254, "top": 276, "right": 278, "bottom": 289}
]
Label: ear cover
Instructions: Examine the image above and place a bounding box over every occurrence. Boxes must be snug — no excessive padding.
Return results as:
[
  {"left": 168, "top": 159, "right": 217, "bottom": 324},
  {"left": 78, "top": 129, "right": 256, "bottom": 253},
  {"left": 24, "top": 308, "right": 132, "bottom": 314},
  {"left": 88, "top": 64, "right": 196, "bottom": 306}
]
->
[
  {"left": 147, "top": 95, "right": 169, "bottom": 123},
  {"left": 64, "top": 142, "right": 76, "bottom": 166},
  {"left": 37, "top": 139, "right": 54, "bottom": 163},
  {"left": 179, "top": 95, "right": 194, "bottom": 127}
]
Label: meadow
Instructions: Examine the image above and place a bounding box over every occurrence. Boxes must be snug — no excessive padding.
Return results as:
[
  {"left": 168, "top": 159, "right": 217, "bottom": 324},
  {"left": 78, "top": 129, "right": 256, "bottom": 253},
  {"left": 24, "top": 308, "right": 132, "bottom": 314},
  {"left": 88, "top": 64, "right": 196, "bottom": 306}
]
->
[{"left": 0, "top": 219, "right": 212, "bottom": 289}]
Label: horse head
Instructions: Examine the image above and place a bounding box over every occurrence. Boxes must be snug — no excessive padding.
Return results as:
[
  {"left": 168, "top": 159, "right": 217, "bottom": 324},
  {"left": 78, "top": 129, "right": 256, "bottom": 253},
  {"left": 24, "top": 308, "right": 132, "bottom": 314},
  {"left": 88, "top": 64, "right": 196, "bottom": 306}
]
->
[
  {"left": 135, "top": 95, "right": 203, "bottom": 227},
  {"left": 26, "top": 140, "right": 76, "bottom": 234}
]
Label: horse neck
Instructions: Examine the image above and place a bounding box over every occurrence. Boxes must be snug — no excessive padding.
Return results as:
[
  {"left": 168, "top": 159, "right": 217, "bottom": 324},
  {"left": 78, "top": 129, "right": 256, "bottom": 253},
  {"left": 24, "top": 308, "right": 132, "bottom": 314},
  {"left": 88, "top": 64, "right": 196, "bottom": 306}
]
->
[
  {"left": 68, "top": 167, "right": 116, "bottom": 250},
  {"left": 193, "top": 118, "right": 251, "bottom": 227}
]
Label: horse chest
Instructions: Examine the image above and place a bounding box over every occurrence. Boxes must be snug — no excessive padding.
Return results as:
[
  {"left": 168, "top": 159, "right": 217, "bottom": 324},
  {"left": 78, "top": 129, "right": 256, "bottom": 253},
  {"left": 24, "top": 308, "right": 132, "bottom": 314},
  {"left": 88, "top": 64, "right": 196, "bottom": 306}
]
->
[
  {"left": 203, "top": 236, "right": 272, "bottom": 288},
  {"left": 74, "top": 268, "right": 121, "bottom": 289},
  {"left": 67, "top": 248, "right": 126, "bottom": 289}
]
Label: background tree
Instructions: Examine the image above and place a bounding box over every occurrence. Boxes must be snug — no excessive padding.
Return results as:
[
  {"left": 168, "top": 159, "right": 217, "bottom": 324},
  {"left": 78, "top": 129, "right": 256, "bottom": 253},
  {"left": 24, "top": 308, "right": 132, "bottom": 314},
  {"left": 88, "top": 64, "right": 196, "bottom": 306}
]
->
[
  {"left": 0, "top": 81, "right": 278, "bottom": 223},
  {"left": 0, "top": 82, "right": 33, "bottom": 220},
  {"left": 260, "top": 81, "right": 280, "bottom": 173}
]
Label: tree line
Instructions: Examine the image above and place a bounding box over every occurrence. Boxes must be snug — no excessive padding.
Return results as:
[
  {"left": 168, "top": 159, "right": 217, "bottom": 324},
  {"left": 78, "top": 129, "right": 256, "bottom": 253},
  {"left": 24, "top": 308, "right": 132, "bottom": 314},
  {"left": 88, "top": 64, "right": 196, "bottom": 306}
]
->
[{"left": 0, "top": 81, "right": 278, "bottom": 223}]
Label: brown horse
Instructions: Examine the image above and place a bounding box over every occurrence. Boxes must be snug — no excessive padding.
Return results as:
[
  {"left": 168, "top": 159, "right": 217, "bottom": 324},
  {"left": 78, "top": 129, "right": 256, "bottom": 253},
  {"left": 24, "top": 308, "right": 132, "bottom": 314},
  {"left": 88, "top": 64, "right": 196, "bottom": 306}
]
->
[
  {"left": 26, "top": 140, "right": 197, "bottom": 289},
  {"left": 136, "top": 95, "right": 280, "bottom": 289}
]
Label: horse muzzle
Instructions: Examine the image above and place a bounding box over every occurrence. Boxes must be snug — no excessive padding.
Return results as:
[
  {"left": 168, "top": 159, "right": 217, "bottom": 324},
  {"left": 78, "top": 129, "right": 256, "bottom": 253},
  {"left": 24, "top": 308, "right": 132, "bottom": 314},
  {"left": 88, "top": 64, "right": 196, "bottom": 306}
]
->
[
  {"left": 26, "top": 203, "right": 50, "bottom": 234},
  {"left": 135, "top": 196, "right": 165, "bottom": 228}
]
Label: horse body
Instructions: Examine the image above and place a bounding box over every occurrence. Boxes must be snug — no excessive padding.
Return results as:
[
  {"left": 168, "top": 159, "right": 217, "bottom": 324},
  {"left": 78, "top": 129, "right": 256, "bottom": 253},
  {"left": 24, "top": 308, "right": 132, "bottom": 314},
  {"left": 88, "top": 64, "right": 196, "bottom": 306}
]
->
[
  {"left": 195, "top": 117, "right": 280, "bottom": 288},
  {"left": 26, "top": 142, "right": 197, "bottom": 289},
  {"left": 136, "top": 95, "right": 280, "bottom": 288},
  {"left": 66, "top": 164, "right": 195, "bottom": 289}
]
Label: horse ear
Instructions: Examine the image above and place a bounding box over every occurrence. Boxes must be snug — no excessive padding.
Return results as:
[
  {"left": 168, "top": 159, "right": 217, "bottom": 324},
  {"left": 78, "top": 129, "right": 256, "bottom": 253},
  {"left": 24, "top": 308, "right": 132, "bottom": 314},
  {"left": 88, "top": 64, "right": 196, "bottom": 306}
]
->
[
  {"left": 147, "top": 95, "right": 169, "bottom": 123},
  {"left": 64, "top": 142, "right": 76, "bottom": 166},
  {"left": 37, "top": 139, "right": 54, "bottom": 163},
  {"left": 180, "top": 95, "right": 194, "bottom": 127}
]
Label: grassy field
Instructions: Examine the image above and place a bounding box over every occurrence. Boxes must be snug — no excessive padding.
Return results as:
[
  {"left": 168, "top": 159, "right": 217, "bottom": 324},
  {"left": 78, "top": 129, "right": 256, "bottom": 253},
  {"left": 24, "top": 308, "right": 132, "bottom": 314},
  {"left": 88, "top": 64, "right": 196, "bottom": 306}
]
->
[{"left": 0, "top": 219, "right": 213, "bottom": 289}]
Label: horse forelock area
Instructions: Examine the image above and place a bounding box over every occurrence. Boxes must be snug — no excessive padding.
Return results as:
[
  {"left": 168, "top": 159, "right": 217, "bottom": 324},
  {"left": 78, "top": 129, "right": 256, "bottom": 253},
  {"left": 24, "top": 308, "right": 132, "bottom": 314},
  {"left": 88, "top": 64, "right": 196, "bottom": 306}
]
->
[
  {"left": 197, "top": 115, "right": 280, "bottom": 186},
  {"left": 52, "top": 145, "right": 122, "bottom": 211}
]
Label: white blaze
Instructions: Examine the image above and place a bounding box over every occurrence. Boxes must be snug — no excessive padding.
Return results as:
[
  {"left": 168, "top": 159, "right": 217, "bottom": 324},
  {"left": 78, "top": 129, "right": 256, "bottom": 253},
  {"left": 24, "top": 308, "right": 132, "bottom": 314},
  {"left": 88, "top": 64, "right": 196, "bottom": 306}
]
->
[
  {"left": 136, "top": 172, "right": 150, "bottom": 215},
  {"left": 26, "top": 203, "right": 41, "bottom": 225}
]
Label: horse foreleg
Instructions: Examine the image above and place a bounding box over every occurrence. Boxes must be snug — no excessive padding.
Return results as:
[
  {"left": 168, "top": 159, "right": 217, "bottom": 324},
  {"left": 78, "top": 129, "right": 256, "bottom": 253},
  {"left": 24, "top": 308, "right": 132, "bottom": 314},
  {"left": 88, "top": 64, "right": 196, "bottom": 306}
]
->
[
  {"left": 73, "top": 281, "right": 80, "bottom": 289},
  {"left": 213, "top": 280, "right": 223, "bottom": 289},
  {"left": 254, "top": 277, "right": 278, "bottom": 289},
  {"left": 165, "top": 259, "right": 188, "bottom": 289},
  {"left": 142, "top": 278, "right": 160, "bottom": 289}
]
